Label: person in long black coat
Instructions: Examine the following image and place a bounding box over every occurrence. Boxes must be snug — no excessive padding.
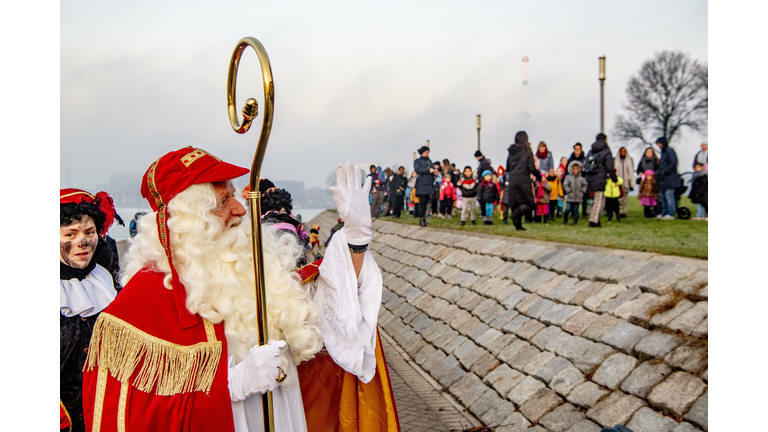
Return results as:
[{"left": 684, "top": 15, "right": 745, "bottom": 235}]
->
[
  {"left": 655, "top": 137, "right": 682, "bottom": 219},
  {"left": 413, "top": 146, "right": 435, "bottom": 226},
  {"left": 585, "top": 134, "right": 618, "bottom": 227},
  {"left": 505, "top": 131, "right": 543, "bottom": 230}
]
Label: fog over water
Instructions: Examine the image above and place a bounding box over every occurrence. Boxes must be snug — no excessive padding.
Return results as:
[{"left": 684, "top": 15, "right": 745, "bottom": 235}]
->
[{"left": 61, "top": 1, "right": 707, "bottom": 193}]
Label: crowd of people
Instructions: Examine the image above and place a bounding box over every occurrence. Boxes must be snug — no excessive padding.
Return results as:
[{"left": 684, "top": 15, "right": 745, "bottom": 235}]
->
[{"left": 368, "top": 135, "right": 708, "bottom": 228}]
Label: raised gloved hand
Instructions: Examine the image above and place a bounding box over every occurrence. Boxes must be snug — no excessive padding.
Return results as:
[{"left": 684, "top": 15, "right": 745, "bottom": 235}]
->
[
  {"left": 228, "top": 339, "right": 287, "bottom": 402},
  {"left": 330, "top": 162, "right": 372, "bottom": 246}
]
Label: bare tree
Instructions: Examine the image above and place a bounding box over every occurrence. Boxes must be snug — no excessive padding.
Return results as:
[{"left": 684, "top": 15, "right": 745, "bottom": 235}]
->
[{"left": 613, "top": 51, "right": 707, "bottom": 148}]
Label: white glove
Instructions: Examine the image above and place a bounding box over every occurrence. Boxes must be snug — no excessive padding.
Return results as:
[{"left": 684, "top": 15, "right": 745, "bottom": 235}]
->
[
  {"left": 330, "top": 162, "right": 373, "bottom": 246},
  {"left": 228, "top": 339, "right": 287, "bottom": 402}
]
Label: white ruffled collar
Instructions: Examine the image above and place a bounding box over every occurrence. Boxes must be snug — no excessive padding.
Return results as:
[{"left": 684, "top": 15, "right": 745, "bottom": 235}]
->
[{"left": 60, "top": 264, "right": 117, "bottom": 318}]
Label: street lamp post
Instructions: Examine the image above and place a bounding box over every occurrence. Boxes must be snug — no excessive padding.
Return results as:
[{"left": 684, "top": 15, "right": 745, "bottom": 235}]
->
[
  {"left": 599, "top": 56, "right": 606, "bottom": 133},
  {"left": 476, "top": 114, "right": 481, "bottom": 151},
  {"left": 426, "top": 139, "right": 430, "bottom": 149}
]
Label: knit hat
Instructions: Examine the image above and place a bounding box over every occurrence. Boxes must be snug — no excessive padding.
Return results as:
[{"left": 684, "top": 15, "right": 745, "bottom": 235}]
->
[
  {"left": 645, "top": 170, "right": 655, "bottom": 176},
  {"left": 418, "top": 146, "right": 429, "bottom": 154},
  {"left": 474, "top": 150, "right": 483, "bottom": 157},
  {"left": 60, "top": 189, "right": 124, "bottom": 235},
  {"left": 656, "top": 137, "right": 668, "bottom": 146},
  {"left": 482, "top": 170, "right": 492, "bottom": 178},
  {"left": 140, "top": 146, "right": 249, "bottom": 328}
]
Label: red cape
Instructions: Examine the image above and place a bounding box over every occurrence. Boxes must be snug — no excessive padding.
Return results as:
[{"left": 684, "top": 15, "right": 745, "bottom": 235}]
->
[{"left": 82, "top": 269, "right": 234, "bottom": 432}]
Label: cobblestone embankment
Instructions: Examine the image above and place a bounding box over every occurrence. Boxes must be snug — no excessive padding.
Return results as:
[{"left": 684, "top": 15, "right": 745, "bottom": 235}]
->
[{"left": 309, "top": 211, "right": 708, "bottom": 432}]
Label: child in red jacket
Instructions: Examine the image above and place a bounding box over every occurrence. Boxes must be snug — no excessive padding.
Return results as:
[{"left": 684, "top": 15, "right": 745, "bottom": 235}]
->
[{"left": 439, "top": 175, "right": 457, "bottom": 218}]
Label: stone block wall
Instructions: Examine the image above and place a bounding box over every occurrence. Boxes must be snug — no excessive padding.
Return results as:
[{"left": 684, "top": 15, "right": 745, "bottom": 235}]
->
[{"left": 308, "top": 211, "right": 708, "bottom": 432}]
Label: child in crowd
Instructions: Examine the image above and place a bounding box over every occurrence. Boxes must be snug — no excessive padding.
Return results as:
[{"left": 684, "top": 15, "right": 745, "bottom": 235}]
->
[
  {"left": 558, "top": 157, "right": 568, "bottom": 179},
  {"left": 563, "top": 161, "right": 587, "bottom": 225},
  {"left": 478, "top": 170, "right": 499, "bottom": 225},
  {"left": 492, "top": 172, "right": 502, "bottom": 219},
  {"left": 556, "top": 166, "right": 565, "bottom": 217},
  {"left": 459, "top": 166, "right": 478, "bottom": 226},
  {"left": 535, "top": 177, "right": 552, "bottom": 224},
  {"left": 309, "top": 224, "right": 321, "bottom": 252},
  {"left": 638, "top": 170, "right": 659, "bottom": 218},
  {"left": 604, "top": 169, "right": 624, "bottom": 222},
  {"left": 546, "top": 168, "right": 563, "bottom": 221},
  {"left": 439, "top": 175, "right": 457, "bottom": 218},
  {"left": 690, "top": 162, "right": 708, "bottom": 220}
]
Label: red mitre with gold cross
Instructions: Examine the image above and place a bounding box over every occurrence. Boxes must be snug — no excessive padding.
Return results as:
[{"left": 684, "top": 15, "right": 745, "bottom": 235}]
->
[{"left": 140, "top": 147, "right": 249, "bottom": 328}]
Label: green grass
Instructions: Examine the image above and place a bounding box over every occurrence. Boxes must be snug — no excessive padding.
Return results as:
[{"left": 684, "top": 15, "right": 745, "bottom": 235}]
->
[{"left": 380, "top": 196, "right": 707, "bottom": 259}]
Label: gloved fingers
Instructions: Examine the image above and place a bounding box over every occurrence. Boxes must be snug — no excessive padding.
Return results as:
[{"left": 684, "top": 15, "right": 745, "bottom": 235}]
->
[
  {"left": 269, "top": 339, "right": 288, "bottom": 349},
  {"left": 352, "top": 162, "right": 362, "bottom": 189},
  {"left": 330, "top": 187, "right": 348, "bottom": 215},
  {"left": 345, "top": 162, "right": 356, "bottom": 190},
  {"left": 335, "top": 164, "right": 348, "bottom": 194},
  {"left": 362, "top": 175, "right": 372, "bottom": 195}
]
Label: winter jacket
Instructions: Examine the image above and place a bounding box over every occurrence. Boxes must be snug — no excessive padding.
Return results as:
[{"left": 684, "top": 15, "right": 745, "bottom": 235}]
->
[
  {"left": 458, "top": 177, "right": 478, "bottom": 198},
  {"left": 536, "top": 181, "right": 552, "bottom": 204},
  {"left": 407, "top": 174, "right": 417, "bottom": 189},
  {"left": 585, "top": 139, "right": 617, "bottom": 192},
  {"left": 500, "top": 172, "right": 511, "bottom": 206},
  {"left": 638, "top": 176, "right": 659, "bottom": 200},
  {"left": 657, "top": 146, "right": 681, "bottom": 190},
  {"left": 479, "top": 180, "right": 500, "bottom": 203},
  {"left": 547, "top": 177, "right": 563, "bottom": 201},
  {"left": 505, "top": 143, "right": 543, "bottom": 208},
  {"left": 604, "top": 176, "right": 624, "bottom": 198},
  {"left": 563, "top": 161, "right": 588, "bottom": 203},
  {"left": 614, "top": 152, "right": 635, "bottom": 189},
  {"left": 689, "top": 171, "right": 708, "bottom": 206},
  {"left": 413, "top": 156, "right": 434, "bottom": 196},
  {"left": 637, "top": 150, "right": 659, "bottom": 177},
  {"left": 477, "top": 157, "right": 493, "bottom": 178},
  {"left": 439, "top": 180, "right": 457, "bottom": 201},
  {"left": 389, "top": 173, "right": 407, "bottom": 195},
  {"left": 536, "top": 151, "right": 555, "bottom": 174}
]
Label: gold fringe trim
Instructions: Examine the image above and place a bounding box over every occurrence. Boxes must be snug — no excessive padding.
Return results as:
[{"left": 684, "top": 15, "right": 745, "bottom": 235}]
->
[
  {"left": 60, "top": 399, "right": 72, "bottom": 432},
  {"left": 86, "top": 313, "right": 222, "bottom": 396}
]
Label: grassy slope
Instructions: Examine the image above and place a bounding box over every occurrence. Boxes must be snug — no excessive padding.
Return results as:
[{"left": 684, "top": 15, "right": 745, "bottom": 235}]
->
[{"left": 379, "top": 196, "right": 708, "bottom": 259}]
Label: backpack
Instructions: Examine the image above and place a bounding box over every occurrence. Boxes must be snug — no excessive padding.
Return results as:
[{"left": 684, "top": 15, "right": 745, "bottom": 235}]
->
[{"left": 582, "top": 150, "right": 600, "bottom": 174}]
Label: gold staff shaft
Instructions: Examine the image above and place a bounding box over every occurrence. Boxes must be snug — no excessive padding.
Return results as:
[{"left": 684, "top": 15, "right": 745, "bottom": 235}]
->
[{"left": 226, "top": 36, "right": 278, "bottom": 432}]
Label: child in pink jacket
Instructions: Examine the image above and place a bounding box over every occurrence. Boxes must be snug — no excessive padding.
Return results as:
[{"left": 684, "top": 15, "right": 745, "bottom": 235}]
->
[{"left": 439, "top": 176, "right": 457, "bottom": 218}]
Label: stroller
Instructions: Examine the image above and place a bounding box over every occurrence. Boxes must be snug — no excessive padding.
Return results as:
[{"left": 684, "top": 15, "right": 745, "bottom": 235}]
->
[{"left": 653, "top": 172, "right": 692, "bottom": 220}]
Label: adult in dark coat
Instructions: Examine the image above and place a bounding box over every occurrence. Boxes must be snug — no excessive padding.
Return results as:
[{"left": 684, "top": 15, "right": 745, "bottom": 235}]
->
[
  {"left": 505, "top": 131, "right": 543, "bottom": 230},
  {"left": 584, "top": 134, "right": 617, "bottom": 227},
  {"left": 655, "top": 137, "right": 681, "bottom": 219},
  {"left": 389, "top": 166, "right": 408, "bottom": 218},
  {"left": 413, "top": 146, "right": 436, "bottom": 226},
  {"left": 636, "top": 147, "right": 659, "bottom": 177},
  {"left": 475, "top": 150, "right": 493, "bottom": 178}
]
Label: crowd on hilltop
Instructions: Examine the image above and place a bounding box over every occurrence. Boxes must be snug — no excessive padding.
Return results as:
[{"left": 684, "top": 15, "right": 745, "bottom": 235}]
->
[{"left": 367, "top": 133, "right": 708, "bottom": 229}]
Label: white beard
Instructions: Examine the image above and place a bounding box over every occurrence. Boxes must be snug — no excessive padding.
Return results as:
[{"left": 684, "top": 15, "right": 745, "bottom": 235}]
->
[{"left": 121, "top": 185, "right": 323, "bottom": 367}]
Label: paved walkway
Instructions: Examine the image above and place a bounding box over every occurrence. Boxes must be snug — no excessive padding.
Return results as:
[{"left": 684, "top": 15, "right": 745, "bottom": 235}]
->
[{"left": 381, "top": 329, "right": 482, "bottom": 432}]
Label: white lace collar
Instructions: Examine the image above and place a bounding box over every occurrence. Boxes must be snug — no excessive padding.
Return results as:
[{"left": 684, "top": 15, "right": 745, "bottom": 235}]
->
[{"left": 60, "top": 264, "right": 117, "bottom": 318}]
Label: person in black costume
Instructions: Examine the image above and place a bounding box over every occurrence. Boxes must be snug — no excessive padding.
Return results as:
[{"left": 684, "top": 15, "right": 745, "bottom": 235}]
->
[
  {"left": 505, "top": 131, "right": 543, "bottom": 230},
  {"left": 60, "top": 189, "right": 122, "bottom": 432},
  {"left": 413, "top": 146, "right": 436, "bottom": 226}
]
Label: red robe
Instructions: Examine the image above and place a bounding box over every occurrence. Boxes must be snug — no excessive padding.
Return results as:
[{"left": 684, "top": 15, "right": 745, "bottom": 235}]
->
[{"left": 82, "top": 269, "right": 235, "bottom": 432}]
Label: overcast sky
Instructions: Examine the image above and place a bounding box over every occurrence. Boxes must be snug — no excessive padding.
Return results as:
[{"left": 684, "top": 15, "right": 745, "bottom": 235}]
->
[{"left": 61, "top": 0, "right": 707, "bottom": 192}]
